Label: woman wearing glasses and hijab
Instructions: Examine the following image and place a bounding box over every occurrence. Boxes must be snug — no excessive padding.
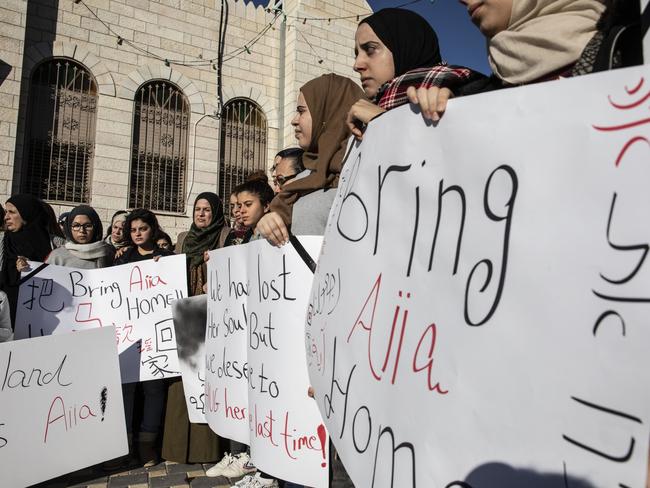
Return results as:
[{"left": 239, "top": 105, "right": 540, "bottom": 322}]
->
[{"left": 46, "top": 204, "right": 114, "bottom": 268}]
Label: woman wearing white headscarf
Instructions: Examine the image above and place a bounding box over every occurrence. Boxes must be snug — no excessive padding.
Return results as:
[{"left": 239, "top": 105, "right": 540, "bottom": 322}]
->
[
  {"left": 484, "top": 0, "right": 606, "bottom": 84},
  {"left": 414, "top": 0, "right": 639, "bottom": 106}
]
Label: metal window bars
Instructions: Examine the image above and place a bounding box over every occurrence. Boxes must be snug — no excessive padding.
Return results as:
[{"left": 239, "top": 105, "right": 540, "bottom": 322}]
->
[
  {"left": 218, "top": 98, "right": 268, "bottom": 215},
  {"left": 22, "top": 59, "right": 97, "bottom": 203},
  {"left": 129, "top": 81, "right": 189, "bottom": 213}
]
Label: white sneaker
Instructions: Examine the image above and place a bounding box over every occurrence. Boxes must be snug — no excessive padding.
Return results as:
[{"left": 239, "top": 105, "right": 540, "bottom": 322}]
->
[
  {"left": 206, "top": 451, "right": 235, "bottom": 477},
  {"left": 221, "top": 452, "right": 257, "bottom": 478},
  {"left": 230, "top": 473, "right": 279, "bottom": 488}
]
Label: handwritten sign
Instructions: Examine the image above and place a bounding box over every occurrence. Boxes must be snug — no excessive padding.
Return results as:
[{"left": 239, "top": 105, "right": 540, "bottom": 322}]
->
[
  {"left": 0, "top": 327, "right": 127, "bottom": 487},
  {"left": 14, "top": 256, "right": 188, "bottom": 382},
  {"left": 205, "top": 239, "right": 328, "bottom": 488},
  {"left": 306, "top": 65, "right": 650, "bottom": 488},
  {"left": 172, "top": 295, "right": 208, "bottom": 423},
  {"left": 205, "top": 246, "right": 249, "bottom": 443}
]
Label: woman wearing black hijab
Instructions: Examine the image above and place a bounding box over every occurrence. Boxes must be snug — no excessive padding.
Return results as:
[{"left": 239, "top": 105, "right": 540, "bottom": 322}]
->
[
  {"left": 0, "top": 194, "right": 52, "bottom": 326},
  {"left": 347, "top": 8, "right": 484, "bottom": 137},
  {"left": 46, "top": 204, "right": 114, "bottom": 269}
]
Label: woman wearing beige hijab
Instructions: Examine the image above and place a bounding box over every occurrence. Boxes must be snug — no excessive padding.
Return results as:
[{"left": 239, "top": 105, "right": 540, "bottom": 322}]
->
[
  {"left": 257, "top": 74, "right": 365, "bottom": 244},
  {"left": 415, "top": 0, "right": 634, "bottom": 108},
  {"left": 469, "top": 0, "right": 606, "bottom": 83}
]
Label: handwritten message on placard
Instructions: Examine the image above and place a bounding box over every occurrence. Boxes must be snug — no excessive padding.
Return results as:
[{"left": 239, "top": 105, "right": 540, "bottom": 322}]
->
[
  {"left": 306, "top": 65, "right": 650, "bottom": 488},
  {"left": 0, "top": 327, "right": 127, "bottom": 487},
  {"left": 205, "top": 246, "right": 249, "bottom": 442},
  {"left": 172, "top": 295, "right": 208, "bottom": 423},
  {"left": 205, "top": 239, "right": 328, "bottom": 488},
  {"left": 14, "top": 256, "right": 188, "bottom": 382}
]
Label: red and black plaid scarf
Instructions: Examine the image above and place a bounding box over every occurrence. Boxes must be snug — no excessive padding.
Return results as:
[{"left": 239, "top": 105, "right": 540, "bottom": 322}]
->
[{"left": 375, "top": 64, "right": 483, "bottom": 111}]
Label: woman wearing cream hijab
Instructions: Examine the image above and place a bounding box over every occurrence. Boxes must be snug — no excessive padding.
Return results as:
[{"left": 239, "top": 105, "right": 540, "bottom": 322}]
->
[
  {"left": 480, "top": 0, "right": 606, "bottom": 84},
  {"left": 398, "top": 0, "right": 618, "bottom": 124}
]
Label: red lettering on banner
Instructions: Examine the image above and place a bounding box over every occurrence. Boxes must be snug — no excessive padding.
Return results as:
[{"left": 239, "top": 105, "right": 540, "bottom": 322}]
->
[
  {"left": 250, "top": 404, "right": 278, "bottom": 446},
  {"left": 280, "top": 411, "right": 320, "bottom": 461},
  {"left": 44, "top": 395, "right": 96, "bottom": 443},
  {"left": 347, "top": 274, "right": 448, "bottom": 394},
  {"left": 129, "top": 266, "right": 168, "bottom": 292},
  {"left": 225, "top": 387, "right": 247, "bottom": 420}
]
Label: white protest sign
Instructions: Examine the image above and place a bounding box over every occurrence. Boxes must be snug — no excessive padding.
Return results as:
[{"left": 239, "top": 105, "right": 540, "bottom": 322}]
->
[
  {"left": 307, "top": 65, "right": 650, "bottom": 488},
  {"left": 0, "top": 327, "right": 127, "bottom": 487},
  {"left": 15, "top": 255, "right": 188, "bottom": 382},
  {"left": 205, "top": 246, "right": 250, "bottom": 443},
  {"left": 172, "top": 295, "right": 208, "bottom": 423},
  {"left": 206, "top": 239, "right": 329, "bottom": 488}
]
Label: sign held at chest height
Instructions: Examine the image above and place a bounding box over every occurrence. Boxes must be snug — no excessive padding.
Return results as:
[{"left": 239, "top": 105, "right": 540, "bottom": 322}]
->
[
  {"left": 204, "top": 238, "right": 328, "bottom": 488},
  {"left": 14, "top": 255, "right": 188, "bottom": 382},
  {"left": 307, "top": 65, "right": 650, "bottom": 488}
]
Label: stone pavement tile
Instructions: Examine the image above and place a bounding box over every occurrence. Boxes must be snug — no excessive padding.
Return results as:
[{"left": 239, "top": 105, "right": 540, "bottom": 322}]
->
[
  {"left": 107, "top": 472, "right": 148, "bottom": 487},
  {"left": 149, "top": 472, "right": 190, "bottom": 487},
  {"left": 187, "top": 468, "right": 206, "bottom": 477},
  {"left": 166, "top": 463, "right": 201, "bottom": 474},
  {"left": 189, "top": 475, "right": 231, "bottom": 488},
  {"left": 145, "top": 462, "right": 168, "bottom": 472},
  {"left": 148, "top": 468, "right": 168, "bottom": 478}
]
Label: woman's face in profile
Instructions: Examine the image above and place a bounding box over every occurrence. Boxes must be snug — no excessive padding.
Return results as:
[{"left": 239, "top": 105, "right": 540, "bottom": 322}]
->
[
  {"left": 291, "top": 91, "right": 313, "bottom": 150},
  {"left": 237, "top": 191, "right": 268, "bottom": 229},
  {"left": 459, "top": 0, "right": 513, "bottom": 38},
  {"left": 4, "top": 203, "right": 25, "bottom": 232},
  {"left": 353, "top": 22, "right": 395, "bottom": 98}
]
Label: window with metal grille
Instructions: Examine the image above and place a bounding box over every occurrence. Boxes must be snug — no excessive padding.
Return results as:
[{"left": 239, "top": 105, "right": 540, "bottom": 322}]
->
[
  {"left": 218, "top": 98, "right": 268, "bottom": 212},
  {"left": 22, "top": 59, "right": 97, "bottom": 203},
  {"left": 129, "top": 81, "right": 189, "bottom": 213}
]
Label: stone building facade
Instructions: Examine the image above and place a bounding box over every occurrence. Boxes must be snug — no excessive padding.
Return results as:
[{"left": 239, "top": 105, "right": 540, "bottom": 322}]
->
[{"left": 0, "top": 0, "right": 370, "bottom": 238}]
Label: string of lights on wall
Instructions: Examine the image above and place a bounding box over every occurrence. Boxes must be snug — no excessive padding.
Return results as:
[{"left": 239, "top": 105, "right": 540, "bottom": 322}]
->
[
  {"left": 74, "top": 0, "right": 281, "bottom": 68},
  {"left": 73, "top": 0, "right": 437, "bottom": 69}
]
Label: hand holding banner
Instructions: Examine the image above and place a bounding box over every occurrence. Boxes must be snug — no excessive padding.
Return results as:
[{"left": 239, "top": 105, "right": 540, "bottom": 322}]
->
[{"left": 307, "top": 65, "right": 650, "bottom": 487}]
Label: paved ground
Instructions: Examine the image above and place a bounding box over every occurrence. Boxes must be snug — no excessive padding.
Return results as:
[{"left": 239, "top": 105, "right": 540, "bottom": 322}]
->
[
  {"left": 32, "top": 455, "right": 354, "bottom": 488},
  {"left": 32, "top": 461, "right": 233, "bottom": 488}
]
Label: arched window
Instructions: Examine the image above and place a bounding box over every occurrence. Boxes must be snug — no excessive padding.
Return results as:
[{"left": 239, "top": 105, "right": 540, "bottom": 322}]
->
[
  {"left": 129, "top": 80, "right": 189, "bottom": 213},
  {"left": 219, "top": 98, "right": 268, "bottom": 210},
  {"left": 22, "top": 59, "right": 97, "bottom": 203}
]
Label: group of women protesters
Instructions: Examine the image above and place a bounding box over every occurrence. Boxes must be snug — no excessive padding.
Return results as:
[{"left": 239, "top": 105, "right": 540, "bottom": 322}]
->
[{"left": 0, "top": 1, "right": 643, "bottom": 487}]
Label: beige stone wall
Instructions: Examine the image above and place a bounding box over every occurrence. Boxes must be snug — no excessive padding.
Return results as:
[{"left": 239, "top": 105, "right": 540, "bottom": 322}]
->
[
  {"left": 0, "top": 0, "right": 370, "bottom": 239},
  {"left": 0, "top": 0, "right": 27, "bottom": 199}
]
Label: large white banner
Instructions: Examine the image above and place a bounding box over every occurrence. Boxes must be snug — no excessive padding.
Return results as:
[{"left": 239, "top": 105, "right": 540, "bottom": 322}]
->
[
  {"left": 206, "top": 239, "right": 328, "bottom": 488},
  {"left": 0, "top": 327, "right": 127, "bottom": 487},
  {"left": 307, "top": 65, "right": 650, "bottom": 488},
  {"left": 15, "top": 256, "right": 188, "bottom": 382}
]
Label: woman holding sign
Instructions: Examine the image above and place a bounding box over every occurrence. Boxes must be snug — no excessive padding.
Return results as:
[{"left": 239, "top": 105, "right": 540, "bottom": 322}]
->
[
  {"left": 345, "top": 8, "right": 482, "bottom": 136},
  {"left": 114, "top": 208, "right": 174, "bottom": 466},
  {"left": 257, "top": 74, "right": 364, "bottom": 244},
  {"left": 162, "top": 192, "right": 232, "bottom": 465},
  {"left": 46, "top": 205, "right": 114, "bottom": 268}
]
